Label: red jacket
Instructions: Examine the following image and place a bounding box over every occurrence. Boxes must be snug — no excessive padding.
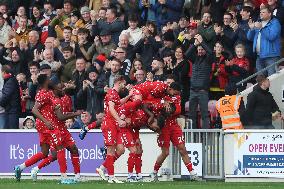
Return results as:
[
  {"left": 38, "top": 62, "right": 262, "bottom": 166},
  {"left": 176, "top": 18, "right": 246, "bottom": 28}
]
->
[
  {"left": 211, "top": 56, "right": 228, "bottom": 89},
  {"left": 230, "top": 57, "right": 250, "bottom": 77}
]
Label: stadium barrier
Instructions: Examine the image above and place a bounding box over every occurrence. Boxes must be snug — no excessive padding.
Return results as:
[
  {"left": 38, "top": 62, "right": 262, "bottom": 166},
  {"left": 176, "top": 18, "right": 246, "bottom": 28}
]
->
[
  {"left": 0, "top": 129, "right": 168, "bottom": 177},
  {"left": 170, "top": 119, "right": 224, "bottom": 179}
]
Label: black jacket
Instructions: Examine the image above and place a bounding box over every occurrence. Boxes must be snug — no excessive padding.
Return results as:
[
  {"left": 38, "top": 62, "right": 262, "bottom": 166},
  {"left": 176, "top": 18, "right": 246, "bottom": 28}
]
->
[
  {"left": 72, "top": 70, "right": 88, "bottom": 110},
  {"left": 245, "top": 85, "right": 280, "bottom": 127},
  {"left": 0, "top": 75, "right": 21, "bottom": 114},
  {"left": 77, "top": 80, "right": 105, "bottom": 121},
  {"left": 185, "top": 42, "right": 213, "bottom": 91}
]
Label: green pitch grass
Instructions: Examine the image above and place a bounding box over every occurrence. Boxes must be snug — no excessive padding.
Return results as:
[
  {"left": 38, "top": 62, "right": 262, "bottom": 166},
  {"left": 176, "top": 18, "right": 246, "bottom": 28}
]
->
[{"left": 0, "top": 179, "right": 284, "bottom": 189}]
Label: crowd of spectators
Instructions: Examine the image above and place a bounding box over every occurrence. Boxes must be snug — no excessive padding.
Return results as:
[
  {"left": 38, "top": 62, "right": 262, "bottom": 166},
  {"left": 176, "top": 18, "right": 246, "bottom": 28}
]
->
[{"left": 0, "top": 0, "right": 283, "bottom": 129}]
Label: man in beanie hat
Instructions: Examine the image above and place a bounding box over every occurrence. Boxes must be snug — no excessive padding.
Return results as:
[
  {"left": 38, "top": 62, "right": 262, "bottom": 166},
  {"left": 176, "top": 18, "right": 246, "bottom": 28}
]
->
[{"left": 94, "top": 54, "right": 107, "bottom": 71}]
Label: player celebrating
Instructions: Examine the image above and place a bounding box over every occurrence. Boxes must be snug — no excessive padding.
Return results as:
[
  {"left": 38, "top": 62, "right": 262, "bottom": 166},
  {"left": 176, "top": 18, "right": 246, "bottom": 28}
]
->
[
  {"left": 96, "top": 75, "right": 133, "bottom": 183},
  {"left": 14, "top": 75, "right": 80, "bottom": 184},
  {"left": 30, "top": 83, "right": 82, "bottom": 182},
  {"left": 151, "top": 84, "right": 200, "bottom": 181}
]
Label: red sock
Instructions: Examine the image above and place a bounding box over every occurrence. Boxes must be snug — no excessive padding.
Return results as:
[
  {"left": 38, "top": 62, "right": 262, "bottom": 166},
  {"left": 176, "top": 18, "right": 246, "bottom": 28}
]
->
[
  {"left": 154, "top": 162, "right": 161, "bottom": 172},
  {"left": 71, "top": 153, "right": 80, "bottom": 174},
  {"left": 38, "top": 155, "right": 55, "bottom": 169},
  {"left": 127, "top": 153, "right": 136, "bottom": 173},
  {"left": 135, "top": 154, "right": 142, "bottom": 174},
  {"left": 105, "top": 155, "right": 115, "bottom": 175},
  {"left": 57, "top": 149, "right": 67, "bottom": 173},
  {"left": 185, "top": 162, "right": 193, "bottom": 172},
  {"left": 114, "top": 152, "right": 121, "bottom": 161},
  {"left": 24, "top": 152, "right": 45, "bottom": 167},
  {"left": 87, "top": 122, "right": 96, "bottom": 130}
]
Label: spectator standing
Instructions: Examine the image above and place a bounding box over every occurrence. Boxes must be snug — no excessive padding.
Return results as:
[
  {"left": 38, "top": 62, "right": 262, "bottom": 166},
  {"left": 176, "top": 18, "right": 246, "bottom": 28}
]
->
[
  {"left": 77, "top": 66, "right": 104, "bottom": 121},
  {"left": 166, "top": 46, "right": 190, "bottom": 114},
  {"left": 94, "top": 7, "right": 125, "bottom": 44},
  {"left": 155, "top": 0, "right": 185, "bottom": 29},
  {"left": 0, "top": 65, "right": 21, "bottom": 129},
  {"left": 185, "top": 34, "right": 213, "bottom": 129},
  {"left": 210, "top": 41, "right": 228, "bottom": 100},
  {"left": 245, "top": 74, "right": 281, "bottom": 129},
  {"left": 197, "top": 12, "right": 215, "bottom": 48},
  {"left": 247, "top": 5, "right": 281, "bottom": 76},
  {"left": 237, "top": 6, "right": 254, "bottom": 62},
  {"left": 72, "top": 57, "right": 88, "bottom": 110}
]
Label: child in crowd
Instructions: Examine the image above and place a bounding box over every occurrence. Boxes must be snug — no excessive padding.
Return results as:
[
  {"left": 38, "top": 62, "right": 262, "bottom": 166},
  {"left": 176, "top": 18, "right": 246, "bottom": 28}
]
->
[
  {"left": 23, "top": 116, "right": 35, "bottom": 129},
  {"left": 225, "top": 44, "right": 250, "bottom": 92},
  {"left": 210, "top": 41, "right": 228, "bottom": 100}
]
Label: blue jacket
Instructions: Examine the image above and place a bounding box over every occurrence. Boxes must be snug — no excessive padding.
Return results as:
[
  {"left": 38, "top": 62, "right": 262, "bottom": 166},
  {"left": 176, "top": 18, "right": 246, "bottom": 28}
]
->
[
  {"left": 247, "top": 18, "right": 281, "bottom": 58},
  {"left": 155, "top": 0, "right": 184, "bottom": 29}
]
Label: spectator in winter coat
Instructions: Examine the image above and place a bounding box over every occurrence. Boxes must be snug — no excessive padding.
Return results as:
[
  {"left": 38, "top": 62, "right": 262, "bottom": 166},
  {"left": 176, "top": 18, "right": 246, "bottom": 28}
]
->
[
  {"left": 245, "top": 74, "right": 281, "bottom": 129},
  {"left": 93, "top": 7, "right": 125, "bottom": 44},
  {"left": 155, "top": 0, "right": 185, "bottom": 29},
  {"left": 247, "top": 5, "right": 281, "bottom": 76},
  {"left": 0, "top": 65, "right": 21, "bottom": 129},
  {"left": 77, "top": 66, "right": 104, "bottom": 121},
  {"left": 236, "top": 6, "right": 254, "bottom": 62},
  {"left": 185, "top": 34, "right": 213, "bottom": 129},
  {"left": 72, "top": 57, "right": 88, "bottom": 110}
]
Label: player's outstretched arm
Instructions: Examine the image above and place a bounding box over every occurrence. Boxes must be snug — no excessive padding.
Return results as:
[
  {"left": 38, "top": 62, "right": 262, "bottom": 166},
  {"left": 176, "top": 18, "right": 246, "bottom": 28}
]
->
[{"left": 54, "top": 105, "right": 82, "bottom": 121}]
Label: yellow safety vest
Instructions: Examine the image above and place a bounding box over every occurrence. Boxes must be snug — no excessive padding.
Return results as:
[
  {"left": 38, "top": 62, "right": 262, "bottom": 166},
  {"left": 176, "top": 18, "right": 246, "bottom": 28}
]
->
[{"left": 216, "top": 95, "right": 243, "bottom": 130}]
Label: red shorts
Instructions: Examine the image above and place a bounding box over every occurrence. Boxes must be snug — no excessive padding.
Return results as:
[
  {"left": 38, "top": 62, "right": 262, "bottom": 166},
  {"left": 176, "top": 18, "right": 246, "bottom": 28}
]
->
[
  {"left": 39, "top": 129, "right": 62, "bottom": 148},
  {"left": 157, "top": 124, "right": 185, "bottom": 148},
  {"left": 120, "top": 127, "right": 135, "bottom": 148},
  {"left": 101, "top": 118, "right": 123, "bottom": 146},
  {"left": 60, "top": 130, "right": 75, "bottom": 148}
]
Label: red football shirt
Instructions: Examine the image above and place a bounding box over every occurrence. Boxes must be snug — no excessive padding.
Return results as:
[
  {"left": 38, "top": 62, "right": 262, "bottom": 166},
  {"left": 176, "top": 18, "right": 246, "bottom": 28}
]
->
[
  {"left": 35, "top": 89, "right": 56, "bottom": 132},
  {"left": 51, "top": 97, "right": 67, "bottom": 131},
  {"left": 104, "top": 89, "right": 121, "bottom": 120},
  {"left": 133, "top": 81, "right": 168, "bottom": 101},
  {"left": 60, "top": 95, "right": 72, "bottom": 113}
]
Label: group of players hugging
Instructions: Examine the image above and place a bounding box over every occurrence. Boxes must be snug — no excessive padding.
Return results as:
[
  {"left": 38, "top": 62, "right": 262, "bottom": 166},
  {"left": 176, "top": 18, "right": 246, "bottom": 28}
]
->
[{"left": 14, "top": 74, "right": 199, "bottom": 184}]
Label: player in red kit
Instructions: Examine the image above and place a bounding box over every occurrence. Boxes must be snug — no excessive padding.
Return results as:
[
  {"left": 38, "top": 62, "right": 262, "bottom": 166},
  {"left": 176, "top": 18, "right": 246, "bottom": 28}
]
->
[
  {"left": 96, "top": 75, "right": 133, "bottom": 183},
  {"left": 151, "top": 83, "right": 200, "bottom": 181},
  {"left": 30, "top": 83, "right": 82, "bottom": 182},
  {"left": 14, "top": 76, "right": 81, "bottom": 184}
]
